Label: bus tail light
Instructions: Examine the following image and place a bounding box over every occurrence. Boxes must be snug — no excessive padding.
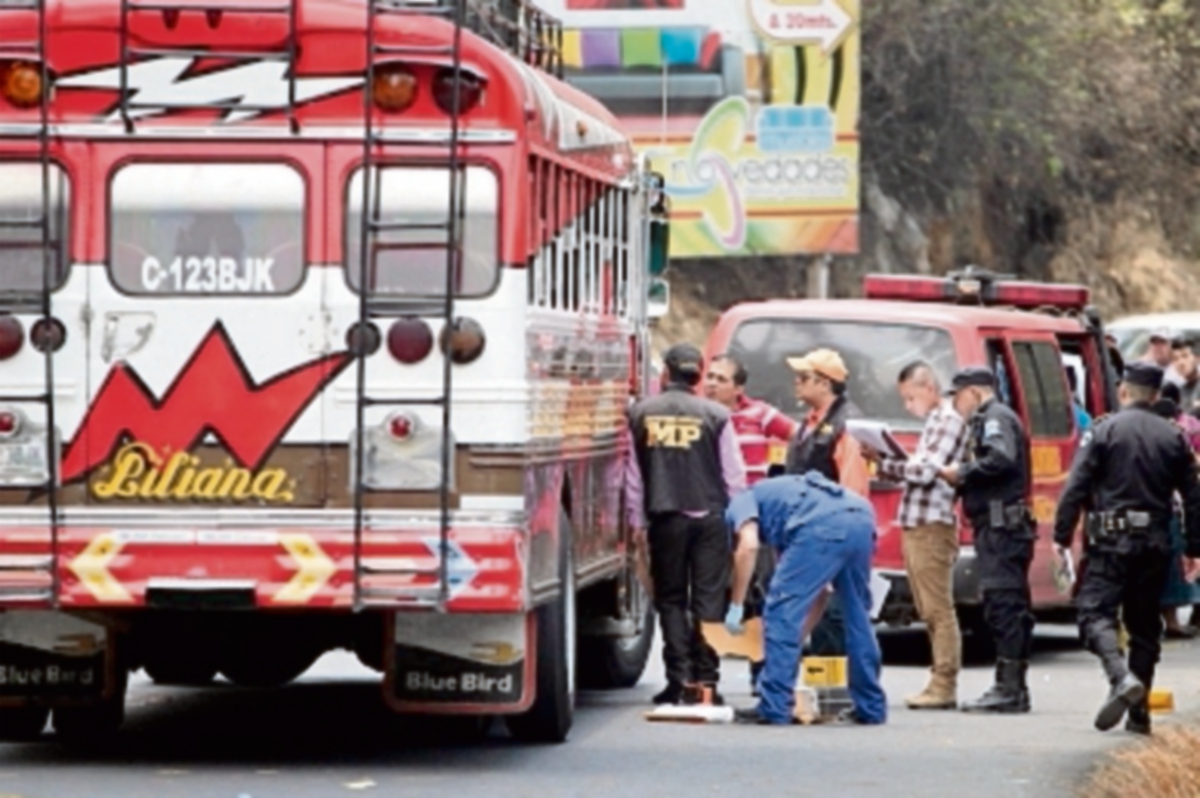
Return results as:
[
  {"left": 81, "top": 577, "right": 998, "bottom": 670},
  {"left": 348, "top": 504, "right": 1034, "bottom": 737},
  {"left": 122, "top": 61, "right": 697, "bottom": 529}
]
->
[
  {"left": 0, "top": 410, "right": 18, "bottom": 438},
  {"left": 387, "top": 318, "right": 434, "bottom": 364},
  {"left": 433, "top": 68, "right": 484, "bottom": 115},
  {"left": 440, "top": 317, "right": 485, "bottom": 364},
  {"left": 0, "top": 316, "right": 25, "bottom": 360},
  {"left": 388, "top": 412, "right": 415, "bottom": 441},
  {"left": 1, "top": 60, "right": 47, "bottom": 109},
  {"left": 373, "top": 65, "right": 418, "bottom": 112},
  {"left": 863, "top": 267, "right": 1089, "bottom": 312},
  {"left": 30, "top": 316, "right": 65, "bottom": 353}
]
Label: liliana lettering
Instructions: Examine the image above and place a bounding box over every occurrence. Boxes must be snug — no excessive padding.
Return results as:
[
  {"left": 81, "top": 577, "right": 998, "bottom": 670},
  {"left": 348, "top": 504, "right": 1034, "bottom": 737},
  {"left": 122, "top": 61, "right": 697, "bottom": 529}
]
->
[{"left": 91, "top": 441, "right": 295, "bottom": 503}]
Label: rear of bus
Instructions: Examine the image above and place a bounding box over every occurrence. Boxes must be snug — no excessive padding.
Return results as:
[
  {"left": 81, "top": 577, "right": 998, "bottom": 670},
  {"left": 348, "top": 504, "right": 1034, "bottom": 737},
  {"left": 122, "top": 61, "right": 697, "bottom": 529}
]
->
[{"left": 0, "top": 0, "right": 651, "bottom": 745}]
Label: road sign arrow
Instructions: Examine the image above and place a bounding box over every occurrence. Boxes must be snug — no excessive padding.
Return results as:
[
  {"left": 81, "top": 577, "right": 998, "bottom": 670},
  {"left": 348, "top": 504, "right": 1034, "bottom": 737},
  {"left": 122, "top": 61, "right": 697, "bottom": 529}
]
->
[
  {"left": 68, "top": 533, "right": 133, "bottom": 604},
  {"left": 747, "top": 0, "right": 856, "bottom": 55},
  {"left": 274, "top": 534, "right": 337, "bottom": 604}
]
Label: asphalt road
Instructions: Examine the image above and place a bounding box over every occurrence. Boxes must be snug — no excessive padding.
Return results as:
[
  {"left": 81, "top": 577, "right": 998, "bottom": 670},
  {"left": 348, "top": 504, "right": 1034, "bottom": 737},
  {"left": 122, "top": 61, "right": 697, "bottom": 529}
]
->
[{"left": 1, "top": 625, "right": 1198, "bottom": 798}]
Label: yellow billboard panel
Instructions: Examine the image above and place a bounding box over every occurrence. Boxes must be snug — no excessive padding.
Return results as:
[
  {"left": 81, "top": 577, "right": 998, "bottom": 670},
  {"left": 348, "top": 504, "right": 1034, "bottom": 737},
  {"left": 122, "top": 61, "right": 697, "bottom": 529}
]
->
[{"left": 541, "top": 0, "right": 860, "bottom": 258}]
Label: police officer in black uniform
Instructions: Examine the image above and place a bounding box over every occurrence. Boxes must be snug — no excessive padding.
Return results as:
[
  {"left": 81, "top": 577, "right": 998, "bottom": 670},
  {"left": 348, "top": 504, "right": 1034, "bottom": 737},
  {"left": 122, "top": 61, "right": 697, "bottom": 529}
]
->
[
  {"left": 1054, "top": 361, "right": 1200, "bottom": 735},
  {"left": 626, "top": 343, "right": 746, "bottom": 705},
  {"left": 940, "top": 366, "right": 1035, "bottom": 714}
]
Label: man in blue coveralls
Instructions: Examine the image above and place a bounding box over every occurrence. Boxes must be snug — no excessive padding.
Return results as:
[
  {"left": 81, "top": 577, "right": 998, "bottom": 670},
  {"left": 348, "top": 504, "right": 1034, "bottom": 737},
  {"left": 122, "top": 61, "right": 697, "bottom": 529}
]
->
[{"left": 725, "top": 472, "right": 888, "bottom": 725}]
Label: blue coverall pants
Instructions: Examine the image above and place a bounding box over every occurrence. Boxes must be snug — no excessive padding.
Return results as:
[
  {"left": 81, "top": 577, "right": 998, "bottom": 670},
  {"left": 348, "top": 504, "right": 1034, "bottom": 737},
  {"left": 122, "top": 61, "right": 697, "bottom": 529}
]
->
[{"left": 758, "top": 511, "right": 887, "bottom": 724}]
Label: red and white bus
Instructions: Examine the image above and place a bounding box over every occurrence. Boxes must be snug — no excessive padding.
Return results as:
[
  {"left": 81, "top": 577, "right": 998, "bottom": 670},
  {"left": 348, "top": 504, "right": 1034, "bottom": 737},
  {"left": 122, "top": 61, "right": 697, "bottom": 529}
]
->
[{"left": 0, "top": 0, "right": 663, "bottom": 744}]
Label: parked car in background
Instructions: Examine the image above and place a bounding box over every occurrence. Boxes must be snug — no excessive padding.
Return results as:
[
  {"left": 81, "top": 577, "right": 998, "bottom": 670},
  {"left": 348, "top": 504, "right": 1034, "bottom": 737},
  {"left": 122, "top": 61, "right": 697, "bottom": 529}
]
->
[{"left": 1108, "top": 312, "right": 1200, "bottom": 361}]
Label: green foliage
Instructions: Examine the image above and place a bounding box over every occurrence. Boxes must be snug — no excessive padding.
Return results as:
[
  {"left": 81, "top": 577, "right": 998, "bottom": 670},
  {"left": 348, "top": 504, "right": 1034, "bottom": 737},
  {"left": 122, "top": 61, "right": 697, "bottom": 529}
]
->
[{"left": 861, "top": 0, "right": 1200, "bottom": 274}]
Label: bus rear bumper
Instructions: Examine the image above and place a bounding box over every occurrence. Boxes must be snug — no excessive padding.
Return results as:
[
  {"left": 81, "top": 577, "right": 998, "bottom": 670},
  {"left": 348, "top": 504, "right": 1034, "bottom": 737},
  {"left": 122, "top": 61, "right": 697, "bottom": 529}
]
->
[{"left": 0, "top": 509, "right": 530, "bottom": 613}]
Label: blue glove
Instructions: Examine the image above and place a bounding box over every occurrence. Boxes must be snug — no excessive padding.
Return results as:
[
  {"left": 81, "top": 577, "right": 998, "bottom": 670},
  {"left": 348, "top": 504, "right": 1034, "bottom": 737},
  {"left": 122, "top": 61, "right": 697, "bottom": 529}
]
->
[{"left": 724, "top": 603, "right": 744, "bottom": 635}]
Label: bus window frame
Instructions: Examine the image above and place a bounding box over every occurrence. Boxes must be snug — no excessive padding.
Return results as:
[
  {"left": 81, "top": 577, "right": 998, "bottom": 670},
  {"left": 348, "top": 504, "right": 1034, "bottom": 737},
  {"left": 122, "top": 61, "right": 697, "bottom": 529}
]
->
[
  {"left": 0, "top": 159, "right": 73, "bottom": 295},
  {"left": 341, "top": 159, "right": 504, "bottom": 301},
  {"left": 105, "top": 157, "right": 311, "bottom": 299}
]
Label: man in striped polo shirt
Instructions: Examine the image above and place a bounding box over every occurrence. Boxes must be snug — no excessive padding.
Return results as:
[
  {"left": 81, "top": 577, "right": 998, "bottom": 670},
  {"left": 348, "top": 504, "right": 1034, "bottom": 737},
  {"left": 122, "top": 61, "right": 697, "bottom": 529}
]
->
[
  {"left": 866, "top": 360, "right": 970, "bottom": 710},
  {"left": 704, "top": 354, "right": 799, "bottom": 484}
]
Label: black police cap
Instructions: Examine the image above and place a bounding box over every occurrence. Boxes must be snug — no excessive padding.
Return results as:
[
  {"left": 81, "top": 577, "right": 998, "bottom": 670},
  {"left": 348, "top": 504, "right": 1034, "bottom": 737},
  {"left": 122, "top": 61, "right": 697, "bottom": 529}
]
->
[
  {"left": 663, "top": 342, "right": 703, "bottom": 378},
  {"left": 944, "top": 366, "right": 996, "bottom": 396},
  {"left": 1122, "top": 361, "right": 1164, "bottom": 390}
]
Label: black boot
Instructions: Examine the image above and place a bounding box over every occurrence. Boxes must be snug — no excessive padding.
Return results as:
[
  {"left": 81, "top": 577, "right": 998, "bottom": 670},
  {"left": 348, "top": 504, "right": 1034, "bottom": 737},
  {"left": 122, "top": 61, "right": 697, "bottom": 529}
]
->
[
  {"left": 962, "top": 659, "right": 1027, "bottom": 714},
  {"left": 1094, "top": 648, "right": 1147, "bottom": 734},
  {"left": 1125, "top": 698, "right": 1151, "bottom": 736},
  {"left": 1095, "top": 673, "right": 1145, "bottom": 732},
  {"left": 749, "top": 660, "right": 764, "bottom": 698},
  {"left": 652, "top": 682, "right": 685, "bottom": 705},
  {"left": 1014, "top": 660, "right": 1031, "bottom": 713}
]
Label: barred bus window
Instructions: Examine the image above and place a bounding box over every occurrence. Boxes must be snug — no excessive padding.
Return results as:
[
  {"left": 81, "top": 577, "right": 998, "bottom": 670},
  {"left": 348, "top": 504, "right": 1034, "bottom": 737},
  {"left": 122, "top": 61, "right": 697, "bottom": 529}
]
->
[
  {"left": 550, "top": 162, "right": 562, "bottom": 310},
  {"left": 0, "top": 163, "right": 69, "bottom": 293},
  {"left": 346, "top": 166, "right": 498, "bottom": 297},
  {"left": 617, "top": 188, "right": 629, "bottom": 317},
  {"left": 574, "top": 173, "right": 584, "bottom": 312}
]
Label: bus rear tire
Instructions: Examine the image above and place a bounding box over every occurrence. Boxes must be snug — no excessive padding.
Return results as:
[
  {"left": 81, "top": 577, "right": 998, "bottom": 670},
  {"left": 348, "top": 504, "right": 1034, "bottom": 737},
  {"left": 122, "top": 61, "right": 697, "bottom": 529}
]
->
[
  {"left": 54, "top": 672, "right": 127, "bottom": 746},
  {"left": 0, "top": 706, "right": 49, "bottom": 741},
  {"left": 578, "top": 583, "right": 655, "bottom": 690},
  {"left": 508, "top": 510, "right": 575, "bottom": 744}
]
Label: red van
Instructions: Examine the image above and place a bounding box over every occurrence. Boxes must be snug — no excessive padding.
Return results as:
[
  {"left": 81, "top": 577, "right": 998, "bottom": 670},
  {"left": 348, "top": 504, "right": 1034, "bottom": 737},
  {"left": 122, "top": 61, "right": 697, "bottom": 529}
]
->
[{"left": 703, "top": 270, "right": 1119, "bottom": 642}]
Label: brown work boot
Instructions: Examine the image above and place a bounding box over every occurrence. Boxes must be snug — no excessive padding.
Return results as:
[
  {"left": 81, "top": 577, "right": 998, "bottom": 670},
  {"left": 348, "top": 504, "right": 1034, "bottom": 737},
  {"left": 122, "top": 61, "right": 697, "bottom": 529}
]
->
[{"left": 905, "top": 676, "right": 957, "bottom": 710}]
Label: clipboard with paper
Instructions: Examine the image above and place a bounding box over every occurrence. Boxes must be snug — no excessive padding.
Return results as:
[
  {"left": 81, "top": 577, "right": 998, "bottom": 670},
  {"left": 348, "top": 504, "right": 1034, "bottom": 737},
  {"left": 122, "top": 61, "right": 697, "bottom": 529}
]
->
[{"left": 846, "top": 419, "right": 908, "bottom": 461}]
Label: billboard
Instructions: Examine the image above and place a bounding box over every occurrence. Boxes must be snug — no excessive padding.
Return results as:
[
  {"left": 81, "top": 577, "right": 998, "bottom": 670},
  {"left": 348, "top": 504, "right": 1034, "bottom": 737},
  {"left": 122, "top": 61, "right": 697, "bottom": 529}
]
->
[{"left": 540, "top": 0, "right": 860, "bottom": 258}]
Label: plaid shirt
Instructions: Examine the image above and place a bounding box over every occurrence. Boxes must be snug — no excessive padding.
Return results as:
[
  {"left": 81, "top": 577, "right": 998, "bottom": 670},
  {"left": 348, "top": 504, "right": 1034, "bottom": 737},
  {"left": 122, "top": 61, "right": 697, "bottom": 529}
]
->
[{"left": 879, "top": 400, "right": 969, "bottom": 528}]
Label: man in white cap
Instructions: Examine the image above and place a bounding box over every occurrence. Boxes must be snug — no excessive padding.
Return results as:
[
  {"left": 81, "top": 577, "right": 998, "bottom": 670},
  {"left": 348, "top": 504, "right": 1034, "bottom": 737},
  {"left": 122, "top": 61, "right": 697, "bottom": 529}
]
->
[
  {"left": 1140, "top": 329, "right": 1173, "bottom": 370},
  {"left": 782, "top": 348, "right": 870, "bottom": 658}
]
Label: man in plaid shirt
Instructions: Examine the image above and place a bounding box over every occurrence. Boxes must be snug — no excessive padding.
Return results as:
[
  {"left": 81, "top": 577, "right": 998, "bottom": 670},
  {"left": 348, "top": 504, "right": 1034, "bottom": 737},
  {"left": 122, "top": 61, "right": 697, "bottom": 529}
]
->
[{"left": 869, "top": 361, "right": 970, "bottom": 710}]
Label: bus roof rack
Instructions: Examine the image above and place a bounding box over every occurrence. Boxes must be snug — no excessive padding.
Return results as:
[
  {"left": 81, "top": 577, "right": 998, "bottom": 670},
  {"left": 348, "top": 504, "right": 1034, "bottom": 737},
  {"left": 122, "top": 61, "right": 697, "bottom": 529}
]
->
[{"left": 403, "top": 0, "right": 563, "bottom": 78}]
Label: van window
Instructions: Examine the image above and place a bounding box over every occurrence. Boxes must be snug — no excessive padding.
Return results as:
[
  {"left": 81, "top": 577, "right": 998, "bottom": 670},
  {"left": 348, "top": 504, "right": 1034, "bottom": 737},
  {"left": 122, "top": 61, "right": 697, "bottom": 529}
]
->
[
  {"left": 110, "top": 163, "right": 305, "bottom": 296},
  {"left": 1012, "top": 341, "right": 1073, "bottom": 437},
  {"left": 727, "top": 319, "right": 957, "bottom": 431},
  {"left": 985, "top": 339, "right": 1016, "bottom": 408},
  {"left": 0, "top": 163, "right": 69, "bottom": 292}
]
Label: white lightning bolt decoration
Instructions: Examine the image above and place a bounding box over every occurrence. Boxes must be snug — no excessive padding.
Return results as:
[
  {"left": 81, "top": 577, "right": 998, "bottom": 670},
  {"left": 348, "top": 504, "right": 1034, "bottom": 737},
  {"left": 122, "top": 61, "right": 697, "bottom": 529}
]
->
[{"left": 58, "top": 57, "right": 363, "bottom": 123}]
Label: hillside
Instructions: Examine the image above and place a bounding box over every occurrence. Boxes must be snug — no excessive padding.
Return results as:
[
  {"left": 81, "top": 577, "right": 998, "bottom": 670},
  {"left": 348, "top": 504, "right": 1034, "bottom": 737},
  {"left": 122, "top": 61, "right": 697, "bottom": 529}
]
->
[{"left": 658, "top": 0, "right": 1200, "bottom": 347}]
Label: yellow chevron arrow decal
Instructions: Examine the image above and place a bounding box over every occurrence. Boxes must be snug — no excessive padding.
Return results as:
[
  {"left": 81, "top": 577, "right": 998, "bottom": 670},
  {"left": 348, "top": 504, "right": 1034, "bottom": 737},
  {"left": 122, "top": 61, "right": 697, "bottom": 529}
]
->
[
  {"left": 274, "top": 534, "right": 336, "bottom": 605},
  {"left": 68, "top": 533, "right": 133, "bottom": 603}
]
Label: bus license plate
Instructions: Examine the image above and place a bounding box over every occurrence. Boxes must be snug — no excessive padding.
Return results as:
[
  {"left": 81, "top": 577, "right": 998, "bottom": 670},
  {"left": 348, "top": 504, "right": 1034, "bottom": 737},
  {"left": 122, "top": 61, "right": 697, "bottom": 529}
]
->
[{"left": 0, "top": 442, "right": 47, "bottom": 481}]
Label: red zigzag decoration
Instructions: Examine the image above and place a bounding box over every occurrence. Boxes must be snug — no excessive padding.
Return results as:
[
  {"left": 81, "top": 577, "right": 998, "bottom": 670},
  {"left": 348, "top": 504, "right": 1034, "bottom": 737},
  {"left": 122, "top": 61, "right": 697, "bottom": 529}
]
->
[{"left": 62, "top": 323, "right": 352, "bottom": 483}]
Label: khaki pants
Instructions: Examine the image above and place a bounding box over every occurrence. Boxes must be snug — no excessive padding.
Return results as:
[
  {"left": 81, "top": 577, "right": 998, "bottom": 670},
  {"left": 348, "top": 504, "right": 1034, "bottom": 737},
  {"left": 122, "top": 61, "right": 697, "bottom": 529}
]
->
[{"left": 902, "top": 522, "right": 962, "bottom": 683}]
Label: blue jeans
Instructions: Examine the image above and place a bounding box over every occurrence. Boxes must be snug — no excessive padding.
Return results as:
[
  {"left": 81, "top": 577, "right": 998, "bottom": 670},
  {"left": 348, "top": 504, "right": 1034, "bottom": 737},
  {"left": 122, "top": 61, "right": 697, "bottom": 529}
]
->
[{"left": 758, "top": 512, "right": 887, "bottom": 724}]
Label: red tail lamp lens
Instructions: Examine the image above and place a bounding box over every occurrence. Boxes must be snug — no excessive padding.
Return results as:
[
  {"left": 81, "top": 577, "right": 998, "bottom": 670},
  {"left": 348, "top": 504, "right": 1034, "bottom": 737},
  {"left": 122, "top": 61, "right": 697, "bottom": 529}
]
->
[
  {"left": 388, "top": 412, "right": 415, "bottom": 441},
  {"left": 30, "top": 316, "right": 65, "bottom": 353},
  {"left": 373, "top": 66, "right": 418, "bottom": 112},
  {"left": 440, "top": 317, "right": 485, "bottom": 365},
  {"left": 433, "top": 68, "right": 484, "bottom": 115},
  {"left": 0, "top": 316, "right": 25, "bottom": 360},
  {"left": 387, "top": 318, "right": 434, "bottom": 364},
  {"left": 0, "top": 411, "right": 17, "bottom": 437},
  {"left": 1, "top": 61, "right": 46, "bottom": 109}
]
